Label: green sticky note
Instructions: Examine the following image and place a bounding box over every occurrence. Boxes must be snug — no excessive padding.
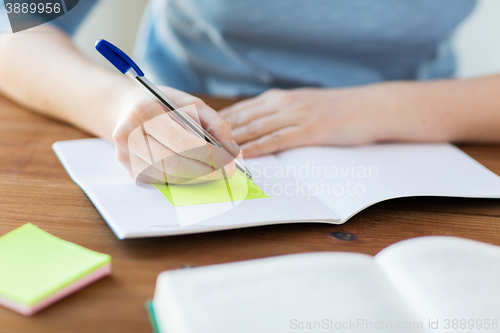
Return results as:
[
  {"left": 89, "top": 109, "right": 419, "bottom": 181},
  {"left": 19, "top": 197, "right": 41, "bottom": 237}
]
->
[
  {"left": 153, "top": 172, "right": 269, "bottom": 206},
  {"left": 0, "top": 224, "right": 111, "bottom": 307}
]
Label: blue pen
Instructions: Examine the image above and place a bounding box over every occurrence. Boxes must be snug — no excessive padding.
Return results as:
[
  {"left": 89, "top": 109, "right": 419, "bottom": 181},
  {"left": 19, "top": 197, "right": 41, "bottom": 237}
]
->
[{"left": 95, "top": 39, "right": 253, "bottom": 180}]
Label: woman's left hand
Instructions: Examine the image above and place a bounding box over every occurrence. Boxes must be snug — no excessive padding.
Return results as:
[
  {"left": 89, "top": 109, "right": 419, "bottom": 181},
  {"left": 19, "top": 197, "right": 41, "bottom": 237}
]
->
[{"left": 219, "top": 87, "right": 393, "bottom": 157}]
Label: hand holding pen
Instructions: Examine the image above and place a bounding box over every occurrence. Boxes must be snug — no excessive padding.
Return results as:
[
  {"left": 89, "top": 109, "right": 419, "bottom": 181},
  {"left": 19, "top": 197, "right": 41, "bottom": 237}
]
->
[{"left": 96, "top": 40, "right": 250, "bottom": 184}]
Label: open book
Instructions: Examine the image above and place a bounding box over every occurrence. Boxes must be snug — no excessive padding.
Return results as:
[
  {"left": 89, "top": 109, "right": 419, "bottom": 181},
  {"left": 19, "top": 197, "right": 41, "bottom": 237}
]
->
[
  {"left": 150, "top": 236, "right": 500, "bottom": 333},
  {"left": 53, "top": 139, "right": 500, "bottom": 239}
]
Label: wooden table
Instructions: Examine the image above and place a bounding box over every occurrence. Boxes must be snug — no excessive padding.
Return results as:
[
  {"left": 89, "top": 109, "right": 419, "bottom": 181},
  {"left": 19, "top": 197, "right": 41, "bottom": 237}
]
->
[{"left": 1, "top": 94, "right": 500, "bottom": 333}]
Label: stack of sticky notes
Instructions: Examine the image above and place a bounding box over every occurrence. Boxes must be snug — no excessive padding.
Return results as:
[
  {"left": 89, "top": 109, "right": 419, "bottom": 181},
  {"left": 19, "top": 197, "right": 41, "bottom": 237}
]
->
[{"left": 0, "top": 223, "right": 111, "bottom": 315}]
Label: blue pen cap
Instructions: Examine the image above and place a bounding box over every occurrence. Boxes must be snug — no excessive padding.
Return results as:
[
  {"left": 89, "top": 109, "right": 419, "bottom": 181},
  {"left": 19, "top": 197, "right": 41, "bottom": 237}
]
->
[{"left": 95, "top": 39, "right": 144, "bottom": 77}]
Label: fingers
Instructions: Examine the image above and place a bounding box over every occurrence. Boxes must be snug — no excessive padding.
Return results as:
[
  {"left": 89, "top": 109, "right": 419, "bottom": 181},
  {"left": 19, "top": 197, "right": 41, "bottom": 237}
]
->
[
  {"left": 130, "top": 151, "right": 235, "bottom": 184},
  {"left": 200, "top": 111, "right": 241, "bottom": 161},
  {"left": 113, "top": 86, "right": 241, "bottom": 184},
  {"left": 130, "top": 153, "right": 199, "bottom": 184},
  {"left": 175, "top": 97, "right": 235, "bottom": 143},
  {"left": 147, "top": 106, "right": 238, "bottom": 171},
  {"left": 129, "top": 133, "right": 220, "bottom": 180},
  {"left": 219, "top": 89, "right": 284, "bottom": 120},
  {"left": 194, "top": 102, "right": 237, "bottom": 145},
  {"left": 232, "top": 112, "right": 297, "bottom": 145},
  {"left": 219, "top": 96, "right": 264, "bottom": 118},
  {"left": 241, "top": 126, "right": 304, "bottom": 157},
  {"left": 143, "top": 112, "right": 213, "bottom": 164},
  {"left": 186, "top": 100, "right": 242, "bottom": 164},
  {"left": 224, "top": 106, "right": 278, "bottom": 131},
  {"left": 220, "top": 94, "right": 281, "bottom": 131}
]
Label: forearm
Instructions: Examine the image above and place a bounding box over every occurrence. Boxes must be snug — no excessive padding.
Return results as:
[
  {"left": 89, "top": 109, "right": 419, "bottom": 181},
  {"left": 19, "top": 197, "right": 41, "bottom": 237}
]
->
[
  {"left": 220, "top": 73, "right": 500, "bottom": 157},
  {"left": 0, "top": 25, "right": 135, "bottom": 140},
  {"left": 375, "top": 75, "right": 500, "bottom": 143}
]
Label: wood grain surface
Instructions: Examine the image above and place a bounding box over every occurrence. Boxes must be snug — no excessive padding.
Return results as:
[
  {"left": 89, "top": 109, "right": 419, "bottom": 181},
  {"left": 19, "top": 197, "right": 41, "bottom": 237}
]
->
[{"left": 1, "top": 94, "right": 499, "bottom": 332}]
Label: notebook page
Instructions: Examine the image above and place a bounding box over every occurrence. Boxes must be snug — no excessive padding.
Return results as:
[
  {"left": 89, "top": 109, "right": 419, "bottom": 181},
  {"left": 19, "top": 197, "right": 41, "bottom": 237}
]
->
[
  {"left": 154, "top": 252, "right": 420, "bottom": 333},
  {"left": 53, "top": 139, "right": 339, "bottom": 239},
  {"left": 276, "top": 144, "right": 500, "bottom": 221},
  {"left": 374, "top": 236, "right": 500, "bottom": 332}
]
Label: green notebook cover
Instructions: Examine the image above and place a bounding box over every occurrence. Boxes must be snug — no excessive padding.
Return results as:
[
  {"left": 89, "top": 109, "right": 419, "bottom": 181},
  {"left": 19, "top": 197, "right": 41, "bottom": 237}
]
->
[
  {"left": 146, "top": 300, "right": 160, "bottom": 333},
  {"left": 0, "top": 223, "right": 111, "bottom": 306}
]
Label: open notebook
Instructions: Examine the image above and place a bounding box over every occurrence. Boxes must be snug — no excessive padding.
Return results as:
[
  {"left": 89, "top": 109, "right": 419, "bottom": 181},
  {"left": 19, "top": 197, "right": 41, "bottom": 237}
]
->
[
  {"left": 53, "top": 139, "right": 500, "bottom": 239},
  {"left": 149, "top": 236, "right": 500, "bottom": 333}
]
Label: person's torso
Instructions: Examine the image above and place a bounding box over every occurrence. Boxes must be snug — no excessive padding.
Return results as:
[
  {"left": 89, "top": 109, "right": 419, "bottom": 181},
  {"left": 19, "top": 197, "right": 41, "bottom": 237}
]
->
[{"left": 135, "top": 0, "right": 477, "bottom": 96}]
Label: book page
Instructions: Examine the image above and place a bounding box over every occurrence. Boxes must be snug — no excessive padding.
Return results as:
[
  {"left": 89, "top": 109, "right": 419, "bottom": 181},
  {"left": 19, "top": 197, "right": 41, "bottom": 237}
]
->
[
  {"left": 154, "top": 252, "right": 420, "bottom": 333},
  {"left": 53, "top": 139, "right": 339, "bottom": 239},
  {"left": 276, "top": 144, "right": 500, "bottom": 221},
  {"left": 374, "top": 236, "right": 500, "bottom": 332}
]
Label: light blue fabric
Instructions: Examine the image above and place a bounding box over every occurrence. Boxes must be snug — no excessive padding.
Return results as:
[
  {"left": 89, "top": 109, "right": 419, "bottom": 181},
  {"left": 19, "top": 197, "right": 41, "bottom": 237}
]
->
[
  {"left": 0, "top": 2, "right": 13, "bottom": 33},
  {"left": 1, "top": 0, "right": 477, "bottom": 97}
]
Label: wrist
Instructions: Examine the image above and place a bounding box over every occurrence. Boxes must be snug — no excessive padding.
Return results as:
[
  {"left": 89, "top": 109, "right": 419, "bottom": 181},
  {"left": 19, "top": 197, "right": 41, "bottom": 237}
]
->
[
  {"left": 104, "top": 80, "right": 141, "bottom": 140},
  {"left": 366, "top": 81, "right": 455, "bottom": 143}
]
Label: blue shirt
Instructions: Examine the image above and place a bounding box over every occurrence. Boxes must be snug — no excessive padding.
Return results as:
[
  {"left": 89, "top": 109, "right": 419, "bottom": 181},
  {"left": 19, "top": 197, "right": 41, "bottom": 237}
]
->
[{"left": 0, "top": 0, "right": 477, "bottom": 97}]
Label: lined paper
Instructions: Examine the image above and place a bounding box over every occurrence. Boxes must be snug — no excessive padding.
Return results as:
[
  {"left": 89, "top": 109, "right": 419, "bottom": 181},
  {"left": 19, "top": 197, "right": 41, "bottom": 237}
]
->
[
  {"left": 53, "top": 139, "right": 338, "bottom": 238},
  {"left": 54, "top": 139, "right": 500, "bottom": 239}
]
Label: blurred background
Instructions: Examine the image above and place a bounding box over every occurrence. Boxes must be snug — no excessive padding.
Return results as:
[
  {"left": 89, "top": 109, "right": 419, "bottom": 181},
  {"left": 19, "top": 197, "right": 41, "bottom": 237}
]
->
[{"left": 69, "top": 0, "right": 500, "bottom": 80}]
